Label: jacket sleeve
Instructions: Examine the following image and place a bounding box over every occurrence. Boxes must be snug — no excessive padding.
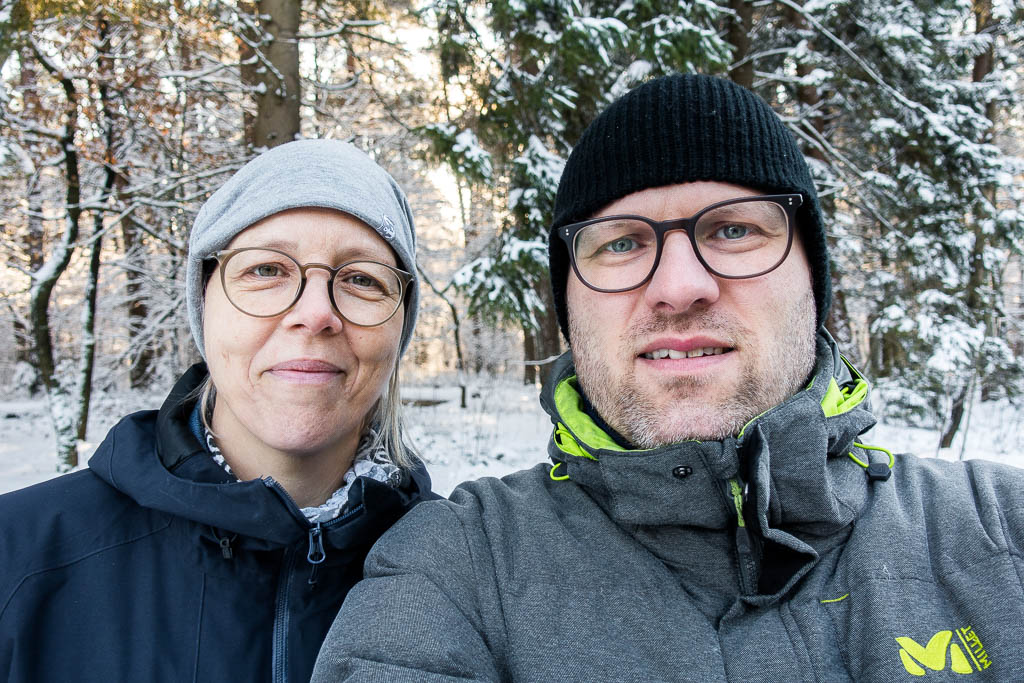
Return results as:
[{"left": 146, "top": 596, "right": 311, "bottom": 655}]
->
[{"left": 311, "top": 499, "right": 503, "bottom": 682}]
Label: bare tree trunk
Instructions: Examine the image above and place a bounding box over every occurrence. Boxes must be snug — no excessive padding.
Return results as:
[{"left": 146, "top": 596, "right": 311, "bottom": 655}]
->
[
  {"left": 965, "top": 0, "right": 995, "bottom": 320},
  {"left": 237, "top": 0, "right": 260, "bottom": 148},
  {"left": 117, "top": 183, "right": 155, "bottom": 387},
  {"left": 76, "top": 230, "right": 102, "bottom": 442},
  {"left": 30, "top": 43, "right": 83, "bottom": 470},
  {"left": 785, "top": 3, "right": 827, "bottom": 162},
  {"left": 944, "top": 0, "right": 996, "bottom": 441},
  {"left": 528, "top": 280, "right": 563, "bottom": 385},
  {"left": 418, "top": 266, "right": 469, "bottom": 408},
  {"left": 727, "top": 0, "right": 753, "bottom": 88},
  {"left": 940, "top": 377, "right": 973, "bottom": 449},
  {"left": 522, "top": 329, "right": 537, "bottom": 385},
  {"left": 241, "top": 0, "right": 302, "bottom": 148},
  {"left": 75, "top": 14, "right": 119, "bottom": 441},
  {"left": 15, "top": 182, "right": 46, "bottom": 393},
  {"left": 13, "top": 49, "right": 45, "bottom": 394},
  {"left": 825, "top": 287, "right": 855, "bottom": 362}
]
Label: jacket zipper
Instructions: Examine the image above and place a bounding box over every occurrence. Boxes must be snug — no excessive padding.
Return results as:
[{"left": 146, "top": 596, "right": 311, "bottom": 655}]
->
[
  {"left": 306, "top": 522, "right": 326, "bottom": 586},
  {"left": 263, "top": 479, "right": 323, "bottom": 683},
  {"left": 729, "top": 477, "right": 759, "bottom": 594},
  {"left": 271, "top": 546, "right": 298, "bottom": 683},
  {"left": 263, "top": 476, "right": 363, "bottom": 682}
]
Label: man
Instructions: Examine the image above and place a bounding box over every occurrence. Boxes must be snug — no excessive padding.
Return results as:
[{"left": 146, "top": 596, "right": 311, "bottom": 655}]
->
[{"left": 312, "top": 74, "right": 1024, "bottom": 681}]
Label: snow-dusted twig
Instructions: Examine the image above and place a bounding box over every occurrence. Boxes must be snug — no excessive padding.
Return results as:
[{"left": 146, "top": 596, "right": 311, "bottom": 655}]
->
[
  {"left": 787, "top": 123, "right": 898, "bottom": 234},
  {"left": 295, "top": 20, "right": 385, "bottom": 40}
]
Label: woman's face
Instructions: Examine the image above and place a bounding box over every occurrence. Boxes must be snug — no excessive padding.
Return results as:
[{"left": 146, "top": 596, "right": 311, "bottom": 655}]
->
[{"left": 203, "top": 207, "right": 405, "bottom": 459}]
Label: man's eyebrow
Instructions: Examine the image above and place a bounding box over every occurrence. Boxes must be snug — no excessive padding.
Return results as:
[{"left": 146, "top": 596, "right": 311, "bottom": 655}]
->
[{"left": 706, "top": 202, "right": 781, "bottom": 220}]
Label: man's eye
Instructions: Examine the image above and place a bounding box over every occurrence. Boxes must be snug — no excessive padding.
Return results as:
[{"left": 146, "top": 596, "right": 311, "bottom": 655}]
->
[
  {"left": 603, "top": 238, "right": 637, "bottom": 253},
  {"left": 716, "top": 224, "right": 752, "bottom": 240}
]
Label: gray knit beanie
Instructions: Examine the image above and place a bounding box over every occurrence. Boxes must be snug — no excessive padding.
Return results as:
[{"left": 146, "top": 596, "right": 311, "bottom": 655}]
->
[
  {"left": 550, "top": 73, "right": 831, "bottom": 341},
  {"left": 186, "top": 139, "right": 419, "bottom": 358}
]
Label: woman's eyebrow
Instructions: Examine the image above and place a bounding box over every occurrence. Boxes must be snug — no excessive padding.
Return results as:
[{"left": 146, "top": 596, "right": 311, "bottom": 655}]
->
[
  {"left": 235, "top": 238, "right": 299, "bottom": 252},
  {"left": 235, "top": 239, "right": 395, "bottom": 264}
]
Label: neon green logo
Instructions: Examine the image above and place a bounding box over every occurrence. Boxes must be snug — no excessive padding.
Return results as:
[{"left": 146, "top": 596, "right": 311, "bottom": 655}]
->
[{"left": 896, "top": 627, "right": 992, "bottom": 676}]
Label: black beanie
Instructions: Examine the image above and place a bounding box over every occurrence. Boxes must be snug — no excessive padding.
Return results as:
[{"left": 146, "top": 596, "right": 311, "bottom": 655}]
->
[{"left": 549, "top": 73, "right": 831, "bottom": 342}]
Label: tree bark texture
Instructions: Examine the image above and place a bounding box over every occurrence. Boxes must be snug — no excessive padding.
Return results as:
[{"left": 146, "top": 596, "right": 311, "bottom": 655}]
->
[
  {"left": 523, "top": 279, "right": 562, "bottom": 386},
  {"left": 76, "top": 14, "right": 118, "bottom": 441},
  {"left": 727, "top": 0, "right": 753, "bottom": 88},
  {"left": 249, "top": 0, "right": 301, "bottom": 148},
  {"left": 785, "top": 3, "right": 826, "bottom": 162},
  {"left": 944, "top": 0, "right": 997, "bottom": 444},
  {"left": 29, "top": 44, "right": 83, "bottom": 470}
]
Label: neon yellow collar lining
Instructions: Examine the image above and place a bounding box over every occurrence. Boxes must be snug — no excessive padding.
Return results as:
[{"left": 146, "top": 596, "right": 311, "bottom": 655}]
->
[{"left": 553, "top": 376, "right": 633, "bottom": 455}]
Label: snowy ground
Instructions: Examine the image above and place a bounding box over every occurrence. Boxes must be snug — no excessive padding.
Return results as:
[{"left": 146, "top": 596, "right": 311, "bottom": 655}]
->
[{"left": 1, "top": 377, "right": 1022, "bottom": 497}]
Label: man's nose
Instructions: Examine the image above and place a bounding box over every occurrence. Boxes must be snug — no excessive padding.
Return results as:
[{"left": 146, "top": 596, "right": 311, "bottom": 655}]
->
[
  {"left": 642, "top": 231, "right": 720, "bottom": 313},
  {"left": 282, "top": 268, "right": 344, "bottom": 333}
]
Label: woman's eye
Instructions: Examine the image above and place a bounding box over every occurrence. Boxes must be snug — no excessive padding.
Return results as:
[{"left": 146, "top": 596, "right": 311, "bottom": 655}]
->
[
  {"left": 254, "top": 264, "right": 281, "bottom": 277},
  {"left": 347, "top": 273, "right": 383, "bottom": 290}
]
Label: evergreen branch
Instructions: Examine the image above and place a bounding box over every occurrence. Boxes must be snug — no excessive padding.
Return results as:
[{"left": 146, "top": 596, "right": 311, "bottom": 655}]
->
[
  {"left": 787, "top": 121, "right": 898, "bottom": 233},
  {"left": 771, "top": 0, "right": 927, "bottom": 115}
]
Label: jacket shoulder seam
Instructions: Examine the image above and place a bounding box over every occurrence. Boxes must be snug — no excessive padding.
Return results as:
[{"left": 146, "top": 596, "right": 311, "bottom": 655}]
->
[{"left": 0, "top": 516, "right": 174, "bottom": 620}]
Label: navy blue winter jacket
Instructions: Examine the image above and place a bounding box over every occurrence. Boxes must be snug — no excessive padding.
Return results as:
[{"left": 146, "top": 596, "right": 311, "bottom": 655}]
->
[{"left": 0, "top": 364, "right": 433, "bottom": 682}]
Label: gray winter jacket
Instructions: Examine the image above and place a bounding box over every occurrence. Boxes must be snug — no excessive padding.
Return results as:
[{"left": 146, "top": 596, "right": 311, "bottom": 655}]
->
[{"left": 313, "top": 334, "right": 1024, "bottom": 681}]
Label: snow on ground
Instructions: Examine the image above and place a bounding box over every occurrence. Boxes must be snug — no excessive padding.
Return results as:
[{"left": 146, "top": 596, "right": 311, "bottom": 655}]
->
[
  {"left": 0, "top": 378, "right": 554, "bottom": 497},
  {"left": 1, "top": 378, "right": 1022, "bottom": 497}
]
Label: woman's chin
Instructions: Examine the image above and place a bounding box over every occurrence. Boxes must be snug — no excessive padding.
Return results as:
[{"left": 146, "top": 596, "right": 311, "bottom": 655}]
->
[{"left": 261, "top": 431, "right": 351, "bottom": 458}]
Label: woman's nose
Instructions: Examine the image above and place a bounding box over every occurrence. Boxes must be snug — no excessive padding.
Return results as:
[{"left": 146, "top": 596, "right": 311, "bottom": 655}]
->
[
  {"left": 283, "top": 269, "right": 344, "bottom": 333},
  {"left": 642, "top": 231, "right": 720, "bottom": 313}
]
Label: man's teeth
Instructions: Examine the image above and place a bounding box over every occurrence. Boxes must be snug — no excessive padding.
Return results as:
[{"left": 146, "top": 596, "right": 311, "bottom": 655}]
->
[{"left": 642, "top": 347, "right": 727, "bottom": 360}]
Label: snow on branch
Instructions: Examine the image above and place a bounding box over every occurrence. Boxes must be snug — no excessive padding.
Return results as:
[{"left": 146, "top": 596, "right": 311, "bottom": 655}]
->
[
  {"left": 295, "top": 19, "right": 384, "bottom": 40},
  {"left": 769, "top": 0, "right": 929, "bottom": 116}
]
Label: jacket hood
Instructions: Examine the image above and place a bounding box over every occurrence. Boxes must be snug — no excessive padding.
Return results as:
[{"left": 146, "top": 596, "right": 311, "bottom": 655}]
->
[
  {"left": 539, "top": 332, "right": 880, "bottom": 597},
  {"left": 88, "top": 363, "right": 432, "bottom": 551}
]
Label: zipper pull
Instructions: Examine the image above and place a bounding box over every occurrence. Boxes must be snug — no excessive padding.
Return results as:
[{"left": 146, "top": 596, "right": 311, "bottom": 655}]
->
[
  {"left": 729, "top": 478, "right": 758, "bottom": 594},
  {"left": 307, "top": 522, "right": 326, "bottom": 586},
  {"left": 210, "top": 527, "right": 237, "bottom": 560}
]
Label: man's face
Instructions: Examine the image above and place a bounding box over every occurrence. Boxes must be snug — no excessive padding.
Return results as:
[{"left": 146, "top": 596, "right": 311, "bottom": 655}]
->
[{"left": 567, "top": 181, "right": 818, "bottom": 447}]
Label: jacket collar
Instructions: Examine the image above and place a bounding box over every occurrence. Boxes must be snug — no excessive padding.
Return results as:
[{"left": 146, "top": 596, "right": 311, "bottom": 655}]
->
[
  {"left": 88, "top": 363, "right": 432, "bottom": 550},
  {"left": 541, "top": 332, "right": 878, "bottom": 542}
]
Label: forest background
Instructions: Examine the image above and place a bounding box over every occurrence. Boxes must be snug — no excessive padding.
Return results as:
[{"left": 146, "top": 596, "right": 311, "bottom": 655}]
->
[{"left": 0, "top": 0, "right": 1022, "bottom": 478}]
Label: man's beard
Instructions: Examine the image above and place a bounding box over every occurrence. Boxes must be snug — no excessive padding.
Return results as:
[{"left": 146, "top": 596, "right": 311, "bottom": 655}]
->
[{"left": 570, "top": 287, "right": 818, "bottom": 448}]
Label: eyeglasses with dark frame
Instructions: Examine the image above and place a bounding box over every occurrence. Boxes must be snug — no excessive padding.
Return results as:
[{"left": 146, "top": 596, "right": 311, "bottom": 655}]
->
[
  {"left": 211, "top": 247, "right": 413, "bottom": 327},
  {"left": 558, "top": 194, "right": 803, "bottom": 293}
]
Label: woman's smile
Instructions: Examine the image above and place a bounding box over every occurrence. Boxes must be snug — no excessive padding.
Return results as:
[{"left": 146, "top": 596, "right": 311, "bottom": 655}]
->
[{"left": 266, "top": 359, "right": 345, "bottom": 384}]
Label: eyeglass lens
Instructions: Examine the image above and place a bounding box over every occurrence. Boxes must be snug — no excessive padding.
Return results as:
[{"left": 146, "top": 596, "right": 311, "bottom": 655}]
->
[
  {"left": 220, "top": 249, "right": 404, "bottom": 326},
  {"left": 572, "top": 199, "right": 791, "bottom": 290}
]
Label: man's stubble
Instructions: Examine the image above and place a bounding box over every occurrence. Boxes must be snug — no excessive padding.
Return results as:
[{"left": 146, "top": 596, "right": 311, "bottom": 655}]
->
[{"left": 570, "top": 286, "right": 818, "bottom": 448}]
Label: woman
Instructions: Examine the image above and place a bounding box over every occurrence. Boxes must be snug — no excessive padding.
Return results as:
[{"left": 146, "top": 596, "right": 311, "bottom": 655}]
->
[{"left": 0, "top": 140, "right": 433, "bottom": 682}]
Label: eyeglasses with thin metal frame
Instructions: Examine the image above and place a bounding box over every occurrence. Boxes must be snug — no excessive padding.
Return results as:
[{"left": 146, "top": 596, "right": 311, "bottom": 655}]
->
[
  {"left": 558, "top": 193, "right": 803, "bottom": 293},
  {"left": 211, "top": 247, "right": 413, "bottom": 327}
]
